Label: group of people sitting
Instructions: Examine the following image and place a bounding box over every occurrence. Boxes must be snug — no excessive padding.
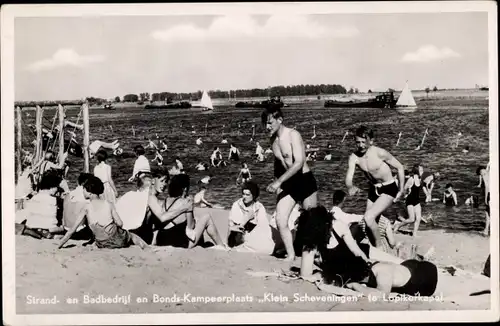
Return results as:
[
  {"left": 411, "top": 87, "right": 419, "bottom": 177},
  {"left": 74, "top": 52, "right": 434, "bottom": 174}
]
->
[{"left": 15, "top": 161, "right": 441, "bottom": 298}]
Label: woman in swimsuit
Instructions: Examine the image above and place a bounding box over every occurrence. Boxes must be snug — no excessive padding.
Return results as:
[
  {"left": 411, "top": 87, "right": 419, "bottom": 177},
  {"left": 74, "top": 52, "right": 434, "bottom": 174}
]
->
[
  {"left": 58, "top": 175, "right": 147, "bottom": 249},
  {"left": 237, "top": 163, "right": 252, "bottom": 184},
  {"left": 394, "top": 164, "right": 423, "bottom": 237},
  {"left": 297, "top": 207, "right": 438, "bottom": 298},
  {"left": 228, "top": 144, "right": 240, "bottom": 162},
  {"left": 93, "top": 150, "right": 118, "bottom": 203},
  {"left": 443, "top": 183, "right": 458, "bottom": 207},
  {"left": 153, "top": 174, "right": 227, "bottom": 249}
]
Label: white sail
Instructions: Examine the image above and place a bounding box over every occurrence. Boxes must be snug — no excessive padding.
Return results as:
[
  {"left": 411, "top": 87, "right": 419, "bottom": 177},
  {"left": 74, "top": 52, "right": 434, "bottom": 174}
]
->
[
  {"left": 201, "top": 90, "right": 214, "bottom": 110},
  {"left": 396, "top": 82, "right": 417, "bottom": 107}
]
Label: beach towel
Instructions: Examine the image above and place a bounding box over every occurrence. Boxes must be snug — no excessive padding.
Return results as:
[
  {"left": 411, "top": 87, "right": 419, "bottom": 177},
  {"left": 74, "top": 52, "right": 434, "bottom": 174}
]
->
[{"left": 115, "top": 189, "right": 149, "bottom": 230}]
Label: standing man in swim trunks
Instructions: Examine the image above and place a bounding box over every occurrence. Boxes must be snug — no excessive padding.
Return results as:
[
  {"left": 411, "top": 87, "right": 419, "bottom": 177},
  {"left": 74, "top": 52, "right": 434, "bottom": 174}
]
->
[
  {"left": 261, "top": 106, "right": 318, "bottom": 263},
  {"left": 345, "top": 126, "right": 405, "bottom": 248}
]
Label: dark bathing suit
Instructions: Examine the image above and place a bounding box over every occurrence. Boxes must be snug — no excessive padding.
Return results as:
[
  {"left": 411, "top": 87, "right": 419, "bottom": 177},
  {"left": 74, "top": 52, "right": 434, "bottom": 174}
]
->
[
  {"left": 366, "top": 260, "right": 438, "bottom": 296},
  {"left": 363, "top": 171, "right": 398, "bottom": 202},
  {"left": 319, "top": 227, "right": 371, "bottom": 286},
  {"left": 444, "top": 192, "right": 455, "bottom": 206},
  {"left": 354, "top": 151, "right": 398, "bottom": 202},
  {"left": 155, "top": 197, "right": 199, "bottom": 248},
  {"left": 274, "top": 159, "right": 318, "bottom": 203},
  {"left": 242, "top": 171, "right": 250, "bottom": 179},
  {"left": 405, "top": 175, "right": 421, "bottom": 207}
]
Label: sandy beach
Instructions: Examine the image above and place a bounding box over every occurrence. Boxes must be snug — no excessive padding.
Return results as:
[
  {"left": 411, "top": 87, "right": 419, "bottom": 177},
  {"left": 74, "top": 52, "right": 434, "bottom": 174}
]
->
[{"left": 15, "top": 208, "right": 492, "bottom": 314}]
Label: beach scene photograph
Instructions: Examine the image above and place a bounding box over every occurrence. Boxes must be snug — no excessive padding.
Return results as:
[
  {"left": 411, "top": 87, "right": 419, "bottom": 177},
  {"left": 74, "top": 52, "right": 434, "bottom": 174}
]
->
[{"left": 2, "top": 2, "right": 498, "bottom": 324}]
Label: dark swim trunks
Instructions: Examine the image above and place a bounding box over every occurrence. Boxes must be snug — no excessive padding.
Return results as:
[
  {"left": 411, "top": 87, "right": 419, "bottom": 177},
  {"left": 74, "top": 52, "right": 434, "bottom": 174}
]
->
[
  {"left": 277, "top": 171, "right": 318, "bottom": 203},
  {"left": 368, "top": 181, "right": 399, "bottom": 202},
  {"left": 393, "top": 260, "right": 438, "bottom": 296},
  {"left": 275, "top": 159, "right": 318, "bottom": 203}
]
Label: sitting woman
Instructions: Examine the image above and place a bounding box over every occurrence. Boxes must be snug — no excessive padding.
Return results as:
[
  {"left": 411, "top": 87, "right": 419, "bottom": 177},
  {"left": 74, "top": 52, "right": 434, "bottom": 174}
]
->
[
  {"left": 152, "top": 174, "right": 227, "bottom": 249},
  {"left": 297, "top": 206, "right": 438, "bottom": 298},
  {"left": 15, "top": 170, "right": 65, "bottom": 239},
  {"left": 227, "top": 181, "right": 275, "bottom": 255},
  {"left": 58, "top": 175, "right": 147, "bottom": 249}
]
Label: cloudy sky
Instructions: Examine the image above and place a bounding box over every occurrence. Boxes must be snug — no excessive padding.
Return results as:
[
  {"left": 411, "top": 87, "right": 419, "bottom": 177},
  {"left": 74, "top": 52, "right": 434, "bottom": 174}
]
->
[{"left": 15, "top": 12, "right": 489, "bottom": 101}]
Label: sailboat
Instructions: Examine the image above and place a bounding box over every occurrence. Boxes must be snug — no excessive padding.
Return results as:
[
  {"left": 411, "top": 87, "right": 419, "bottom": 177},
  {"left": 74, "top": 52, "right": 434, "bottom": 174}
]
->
[
  {"left": 200, "top": 90, "right": 214, "bottom": 111},
  {"left": 395, "top": 81, "right": 417, "bottom": 112},
  {"left": 191, "top": 90, "right": 214, "bottom": 111}
]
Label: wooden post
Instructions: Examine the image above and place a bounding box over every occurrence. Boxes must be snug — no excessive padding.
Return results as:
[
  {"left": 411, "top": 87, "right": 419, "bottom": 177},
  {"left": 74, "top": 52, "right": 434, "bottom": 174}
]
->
[
  {"left": 16, "top": 106, "right": 22, "bottom": 177},
  {"left": 34, "top": 105, "right": 43, "bottom": 164},
  {"left": 58, "top": 104, "right": 65, "bottom": 164},
  {"left": 83, "top": 103, "right": 90, "bottom": 173}
]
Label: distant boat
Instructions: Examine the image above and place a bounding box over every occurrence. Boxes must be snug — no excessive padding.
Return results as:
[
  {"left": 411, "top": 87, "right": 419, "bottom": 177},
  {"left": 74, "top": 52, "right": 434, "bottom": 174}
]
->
[
  {"left": 104, "top": 103, "right": 115, "bottom": 110},
  {"left": 192, "top": 90, "right": 214, "bottom": 111},
  {"left": 395, "top": 81, "right": 417, "bottom": 111},
  {"left": 144, "top": 101, "right": 192, "bottom": 109},
  {"left": 324, "top": 92, "right": 396, "bottom": 109},
  {"left": 235, "top": 97, "right": 286, "bottom": 109}
]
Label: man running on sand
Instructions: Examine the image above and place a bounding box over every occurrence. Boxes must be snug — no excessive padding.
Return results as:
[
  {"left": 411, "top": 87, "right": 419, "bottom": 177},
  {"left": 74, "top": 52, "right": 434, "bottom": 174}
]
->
[
  {"left": 261, "top": 106, "right": 318, "bottom": 263},
  {"left": 345, "top": 126, "right": 405, "bottom": 248}
]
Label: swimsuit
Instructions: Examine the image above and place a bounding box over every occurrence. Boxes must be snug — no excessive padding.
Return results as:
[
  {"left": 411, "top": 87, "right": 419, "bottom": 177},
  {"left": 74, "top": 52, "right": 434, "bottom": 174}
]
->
[
  {"left": 230, "top": 150, "right": 240, "bottom": 161},
  {"left": 393, "top": 260, "right": 438, "bottom": 296},
  {"left": 274, "top": 159, "right": 318, "bottom": 203},
  {"left": 405, "top": 176, "right": 421, "bottom": 207},
  {"left": 91, "top": 221, "right": 132, "bottom": 249},
  {"left": 367, "top": 179, "right": 399, "bottom": 202},
  {"left": 155, "top": 198, "right": 198, "bottom": 248},
  {"left": 319, "top": 227, "right": 371, "bottom": 286},
  {"left": 444, "top": 193, "right": 455, "bottom": 206}
]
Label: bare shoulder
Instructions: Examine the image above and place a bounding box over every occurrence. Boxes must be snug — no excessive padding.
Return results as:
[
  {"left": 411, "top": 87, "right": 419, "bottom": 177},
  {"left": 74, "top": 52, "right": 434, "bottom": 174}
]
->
[{"left": 348, "top": 153, "right": 358, "bottom": 164}]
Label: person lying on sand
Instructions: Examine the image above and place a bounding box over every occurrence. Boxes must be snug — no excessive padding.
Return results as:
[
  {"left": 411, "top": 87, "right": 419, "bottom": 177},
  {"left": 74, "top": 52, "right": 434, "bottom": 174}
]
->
[
  {"left": 58, "top": 175, "right": 147, "bottom": 249},
  {"left": 297, "top": 206, "right": 437, "bottom": 298},
  {"left": 16, "top": 171, "right": 66, "bottom": 239},
  {"left": 227, "top": 181, "right": 274, "bottom": 255},
  {"left": 151, "top": 174, "right": 227, "bottom": 250}
]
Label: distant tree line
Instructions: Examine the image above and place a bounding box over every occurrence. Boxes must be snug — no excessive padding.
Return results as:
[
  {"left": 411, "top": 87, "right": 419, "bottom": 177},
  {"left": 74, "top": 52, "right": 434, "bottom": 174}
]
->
[{"left": 15, "top": 83, "right": 350, "bottom": 106}]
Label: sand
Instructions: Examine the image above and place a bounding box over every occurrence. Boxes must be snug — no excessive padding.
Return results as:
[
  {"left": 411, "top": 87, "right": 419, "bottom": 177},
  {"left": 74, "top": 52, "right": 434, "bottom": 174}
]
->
[{"left": 15, "top": 208, "right": 492, "bottom": 314}]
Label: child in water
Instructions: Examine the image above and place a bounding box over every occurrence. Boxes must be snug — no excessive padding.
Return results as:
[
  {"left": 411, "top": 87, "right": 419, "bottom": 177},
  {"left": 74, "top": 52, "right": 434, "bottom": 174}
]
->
[{"left": 58, "top": 175, "right": 147, "bottom": 249}]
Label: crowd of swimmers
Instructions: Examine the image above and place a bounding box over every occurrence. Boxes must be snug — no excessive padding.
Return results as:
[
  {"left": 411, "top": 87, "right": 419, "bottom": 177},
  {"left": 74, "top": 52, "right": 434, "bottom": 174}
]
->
[{"left": 14, "top": 105, "right": 491, "bottom": 297}]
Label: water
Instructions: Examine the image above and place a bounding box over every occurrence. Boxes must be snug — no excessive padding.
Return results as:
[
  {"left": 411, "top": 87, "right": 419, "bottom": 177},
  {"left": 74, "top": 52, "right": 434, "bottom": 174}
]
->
[{"left": 17, "top": 97, "right": 490, "bottom": 233}]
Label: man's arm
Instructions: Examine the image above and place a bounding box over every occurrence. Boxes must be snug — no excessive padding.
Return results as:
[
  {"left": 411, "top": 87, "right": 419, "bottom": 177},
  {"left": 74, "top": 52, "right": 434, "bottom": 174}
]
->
[
  {"left": 403, "top": 177, "right": 414, "bottom": 196},
  {"left": 110, "top": 203, "right": 123, "bottom": 227},
  {"left": 275, "top": 130, "right": 306, "bottom": 185},
  {"left": 149, "top": 196, "right": 193, "bottom": 223},
  {"left": 345, "top": 154, "right": 358, "bottom": 194},
  {"left": 452, "top": 192, "right": 458, "bottom": 206}
]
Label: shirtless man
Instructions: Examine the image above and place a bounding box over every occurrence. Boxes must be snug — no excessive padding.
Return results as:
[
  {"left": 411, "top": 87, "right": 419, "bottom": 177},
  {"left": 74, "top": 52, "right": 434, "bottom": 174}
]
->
[
  {"left": 261, "top": 106, "right": 318, "bottom": 265},
  {"left": 477, "top": 164, "right": 490, "bottom": 235},
  {"left": 345, "top": 126, "right": 405, "bottom": 248}
]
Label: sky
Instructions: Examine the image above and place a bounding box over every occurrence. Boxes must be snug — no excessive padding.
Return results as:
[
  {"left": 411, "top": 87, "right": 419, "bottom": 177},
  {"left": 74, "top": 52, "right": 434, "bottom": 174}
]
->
[{"left": 14, "top": 12, "right": 490, "bottom": 101}]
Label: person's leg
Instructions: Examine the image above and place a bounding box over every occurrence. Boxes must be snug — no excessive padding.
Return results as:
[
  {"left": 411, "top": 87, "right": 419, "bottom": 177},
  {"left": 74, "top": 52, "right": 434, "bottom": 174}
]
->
[
  {"left": 188, "top": 214, "right": 226, "bottom": 248},
  {"left": 363, "top": 195, "right": 394, "bottom": 247},
  {"left": 276, "top": 194, "right": 298, "bottom": 261},
  {"left": 299, "top": 191, "right": 319, "bottom": 274},
  {"left": 423, "top": 186, "right": 431, "bottom": 202},
  {"left": 412, "top": 204, "right": 422, "bottom": 237},
  {"left": 130, "top": 232, "right": 148, "bottom": 249},
  {"left": 395, "top": 205, "right": 415, "bottom": 233},
  {"left": 483, "top": 211, "right": 490, "bottom": 236}
]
